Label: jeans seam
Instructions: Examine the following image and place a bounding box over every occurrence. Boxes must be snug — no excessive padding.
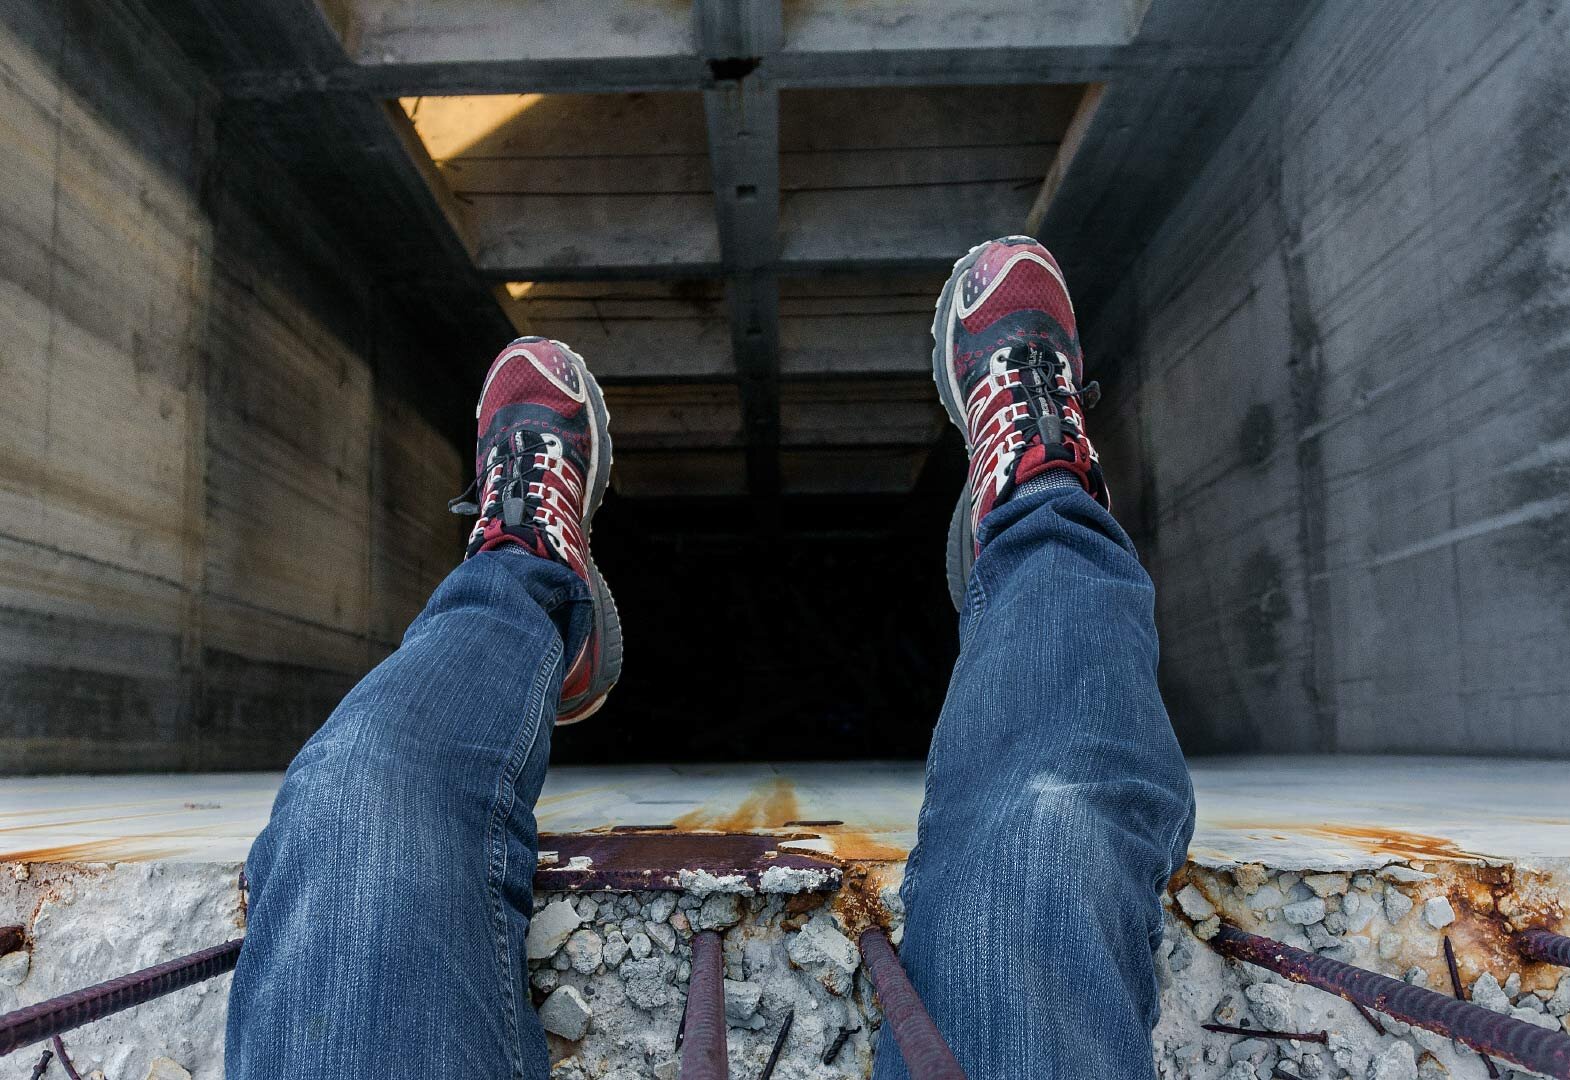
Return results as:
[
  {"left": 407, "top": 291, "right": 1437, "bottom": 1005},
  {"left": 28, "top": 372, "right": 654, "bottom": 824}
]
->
[{"left": 485, "top": 633, "right": 563, "bottom": 1080}]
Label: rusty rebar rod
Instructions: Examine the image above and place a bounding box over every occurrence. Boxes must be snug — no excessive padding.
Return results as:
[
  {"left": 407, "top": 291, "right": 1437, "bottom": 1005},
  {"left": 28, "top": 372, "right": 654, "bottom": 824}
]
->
[
  {"left": 757, "top": 1008, "right": 793, "bottom": 1080},
  {"left": 679, "top": 930, "right": 728, "bottom": 1080},
  {"left": 857, "top": 928, "right": 967, "bottom": 1080},
  {"left": 1212, "top": 924, "right": 1570, "bottom": 1079},
  {"left": 0, "top": 939, "right": 242, "bottom": 1056},
  {"left": 1445, "top": 936, "right": 1500, "bottom": 1078},
  {"left": 1349, "top": 999, "right": 1386, "bottom": 1036},
  {"left": 51, "top": 1037, "right": 82, "bottom": 1080},
  {"left": 1201, "top": 1022, "right": 1327, "bottom": 1044},
  {"left": 1517, "top": 929, "right": 1570, "bottom": 967}
]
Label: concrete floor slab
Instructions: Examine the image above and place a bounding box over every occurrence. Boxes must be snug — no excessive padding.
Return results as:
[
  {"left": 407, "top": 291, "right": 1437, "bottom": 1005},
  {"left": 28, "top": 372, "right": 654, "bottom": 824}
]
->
[
  {"left": 3, "top": 756, "right": 1568, "bottom": 871},
  {"left": 3, "top": 758, "right": 1568, "bottom": 1079}
]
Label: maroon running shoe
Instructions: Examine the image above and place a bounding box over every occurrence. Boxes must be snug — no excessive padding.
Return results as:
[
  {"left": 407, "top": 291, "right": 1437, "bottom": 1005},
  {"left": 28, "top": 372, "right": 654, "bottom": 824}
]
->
[
  {"left": 932, "top": 236, "right": 1105, "bottom": 609},
  {"left": 450, "top": 337, "right": 622, "bottom": 723}
]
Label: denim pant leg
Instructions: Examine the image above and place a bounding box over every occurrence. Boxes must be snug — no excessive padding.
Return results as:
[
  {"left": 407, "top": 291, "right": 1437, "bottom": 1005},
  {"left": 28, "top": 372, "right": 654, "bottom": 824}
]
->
[
  {"left": 874, "top": 486, "right": 1196, "bottom": 1080},
  {"left": 226, "top": 547, "right": 590, "bottom": 1080}
]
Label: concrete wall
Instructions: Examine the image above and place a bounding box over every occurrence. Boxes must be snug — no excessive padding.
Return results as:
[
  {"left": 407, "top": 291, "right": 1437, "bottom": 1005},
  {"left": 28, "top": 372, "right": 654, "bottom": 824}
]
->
[
  {"left": 0, "top": 0, "right": 463, "bottom": 772},
  {"left": 1090, "top": 0, "right": 1570, "bottom": 755}
]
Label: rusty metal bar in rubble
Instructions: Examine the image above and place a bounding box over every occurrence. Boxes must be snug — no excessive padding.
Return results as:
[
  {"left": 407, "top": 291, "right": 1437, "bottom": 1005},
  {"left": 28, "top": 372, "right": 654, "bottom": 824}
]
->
[
  {"left": 1516, "top": 928, "right": 1570, "bottom": 968},
  {"left": 0, "top": 940, "right": 242, "bottom": 1056},
  {"left": 858, "top": 927, "right": 968, "bottom": 1080},
  {"left": 678, "top": 930, "right": 729, "bottom": 1080},
  {"left": 1212, "top": 923, "right": 1570, "bottom": 1079}
]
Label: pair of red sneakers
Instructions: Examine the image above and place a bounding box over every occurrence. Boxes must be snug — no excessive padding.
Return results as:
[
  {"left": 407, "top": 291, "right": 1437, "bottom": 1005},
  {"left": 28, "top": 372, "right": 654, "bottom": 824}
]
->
[{"left": 457, "top": 237, "right": 1102, "bottom": 723}]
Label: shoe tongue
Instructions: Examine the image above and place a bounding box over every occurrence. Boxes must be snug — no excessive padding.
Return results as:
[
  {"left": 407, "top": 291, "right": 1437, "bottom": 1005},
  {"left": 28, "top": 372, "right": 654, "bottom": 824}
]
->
[{"left": 478, "top": 425, "right": 539, "bottom": 472}]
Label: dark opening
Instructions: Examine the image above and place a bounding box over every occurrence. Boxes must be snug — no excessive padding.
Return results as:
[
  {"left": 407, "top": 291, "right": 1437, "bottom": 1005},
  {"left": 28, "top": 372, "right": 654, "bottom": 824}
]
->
[
  {"left": 552, "top": 440, "right": 968, "bottom": 764},
  {"left": 707, "top": 56, "right": 762, "bottom": 82}
]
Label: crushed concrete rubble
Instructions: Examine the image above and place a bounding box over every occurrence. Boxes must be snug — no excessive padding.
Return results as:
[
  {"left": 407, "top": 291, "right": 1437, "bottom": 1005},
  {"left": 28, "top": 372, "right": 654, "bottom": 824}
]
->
[
  {"left": 1156, "top": 860, "right": 1570, "bottom": 1080},
  {"left": 528, "top": 888, "right": 893, "bottom": 1079},
  {"left": 3, "top": 851, "right": 1568, "bottom": 1080}
]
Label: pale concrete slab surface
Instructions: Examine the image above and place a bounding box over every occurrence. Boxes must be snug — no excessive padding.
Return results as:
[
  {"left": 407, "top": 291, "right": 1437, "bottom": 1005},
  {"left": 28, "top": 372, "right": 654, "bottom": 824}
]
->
[
  {"left": 3, "top": 756, "right": 1568, "bottom": 870},
  {"left": 4, "top": 758, "right": 1569, "bottom": 1080}
]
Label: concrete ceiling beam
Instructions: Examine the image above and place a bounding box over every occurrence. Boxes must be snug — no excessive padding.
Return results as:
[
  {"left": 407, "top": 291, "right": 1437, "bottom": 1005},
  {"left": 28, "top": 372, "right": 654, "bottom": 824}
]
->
[
  {"left": 698, "top": 0, "right": 785, "bottom": 501},
  {"left": 221, "top": 0, "right": 1234, "bottom": 100}
]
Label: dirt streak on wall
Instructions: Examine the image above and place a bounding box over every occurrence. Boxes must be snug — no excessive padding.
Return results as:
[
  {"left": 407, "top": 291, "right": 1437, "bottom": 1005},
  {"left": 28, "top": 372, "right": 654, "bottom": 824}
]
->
[
  {"left": 1087, "top": 0, "right": 1570, "bottom": 755},
  {"left": 0, "top": 0, "right": 465, "bottom": 771}
]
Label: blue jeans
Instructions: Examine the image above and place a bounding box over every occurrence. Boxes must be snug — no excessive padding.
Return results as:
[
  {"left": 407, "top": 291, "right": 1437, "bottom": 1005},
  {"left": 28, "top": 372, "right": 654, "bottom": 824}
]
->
[{"left": 226, "top": 485, "right": 1193, "bottom": 1079}]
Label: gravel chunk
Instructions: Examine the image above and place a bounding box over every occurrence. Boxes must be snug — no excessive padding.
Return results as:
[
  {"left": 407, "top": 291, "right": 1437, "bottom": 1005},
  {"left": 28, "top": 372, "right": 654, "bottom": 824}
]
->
[
  {"left": 1246, "top": 885, "right": 1285, "bottom": 911},
  {"left": 724, "top": 979, "right": 763, "bottom": 1025},
  {"left": 1233, "top": 864, "right": 1269, "bottom": 895},
  {"left": 539, "top": 986, "right": 594, "bottom": 1041},
  {"left": 0, "top": 950, "right": 29, "bottom": 986},
  {"left": 1547, "top": 974, "right": 1570, "bottom": 1017},
  {"left": 1341, "top": 890, "right": 1376, "bottom": 933},
  {"left": 1512, "top": 1004, "right": 1565, "bottom": 1030},
  {"left": 1283, "top": 898, "right": 1327, "bottom": 925},
  {"left": 1176, "top": 884, "right": 1216, "bottom": 919},
  {"left": 787, "top": 912, "right": 860, "bottom": 993},
  {"left": 1383, "top": 886, "right": 1414, "bottom": 923},
  {"left": 602, "top": 930, "right": 629, "bottom": 969},
  {"left": 788, "top": 913, "right": 859, "bottom": 973},
  {"left": 619, "top": 957, "right": 670, "bottom": 1010},
  {"left": 1212, "top": 992, "right": 1245, "bottom": 1025},
  {"left": 564, "top": 928, "right": 604, "bottom": 974},
  {"left": 1303, "top": 874, "right": 1349, "bottom": 897},
  {"left": 646, "top": 921, "right": 677, "bottom": 953},
  {"left": 527, "top": 900, "right": 584, "bottom": 960},
  {"left": 1368, "top": 1040, "right": 1417, "bottom": 1080},
  {"left": 1228, "top": 1037, "right": 1271, "bottom": 1065},
  {"left": 646, "top": 894, "right": 677, "bottom": 922},
  {"left": 1517, "top": 992, "right": 1547, "bottom": 1014},
  {"left": 629, "top": 932, "right": 653, "bottom": 960},
  {"left": 697, "top": 893, "right": 743, "bottom": 931},
  {"left": 1471, "top": 973, "right": 1510, "bottom": 1013},
  {"left": 1420, "top": 896, "right": 1455, "bottom": 929},
  {"left": 1244, "top": 983, "right": 1293, "bottom": 1029}
]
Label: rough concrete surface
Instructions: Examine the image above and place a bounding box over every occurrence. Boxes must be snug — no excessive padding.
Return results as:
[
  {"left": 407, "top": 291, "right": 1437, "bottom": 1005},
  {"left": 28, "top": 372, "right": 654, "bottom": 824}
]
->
[
  {"left": 6, "top": 851, "right": 1568, "bottom": 1079},
  {"left": 1087, "top": 0, "right": 1570, "bottom": 756},
  {"left": 0, "top": 0, "right": 464, "bottom": 774},
  {"left": 0, "top": 860, "right": 243, "bottom": 1080},
  {"left": 3, "top": 761, "right": 1569, "bottom": 1077}
]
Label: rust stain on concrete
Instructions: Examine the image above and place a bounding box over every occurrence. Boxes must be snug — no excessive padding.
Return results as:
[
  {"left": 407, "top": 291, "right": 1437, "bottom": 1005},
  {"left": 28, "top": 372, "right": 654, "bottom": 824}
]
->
[
  {"left": 1220, "top": 821, "right": 1490, "bottom": 863},
  {"left": 812, "top": 823, "right": 907, "bottom": 863},
  {"left": 0, "top": 837, "right": 190, "bottom": 863},
  {"left": 672, "top": 777, "right": 801, "bottom": 831}
]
